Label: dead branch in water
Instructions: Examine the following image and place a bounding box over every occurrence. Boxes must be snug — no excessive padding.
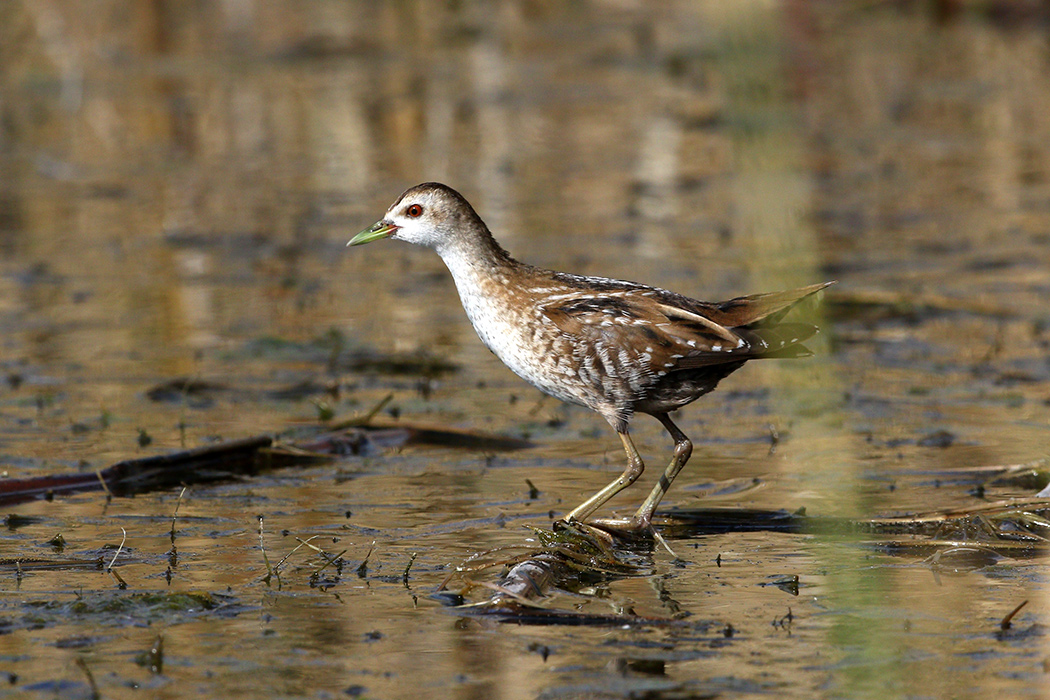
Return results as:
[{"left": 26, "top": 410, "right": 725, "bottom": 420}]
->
[{"left": 0, "top": 418, "right": 532, "bottom": 507}]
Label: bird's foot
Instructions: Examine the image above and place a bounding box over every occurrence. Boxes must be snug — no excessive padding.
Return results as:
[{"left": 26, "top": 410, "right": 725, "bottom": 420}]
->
[
  {"left": 584, "top": 516, "right": 654, "bottom": 540},
  {"left": 554, "top": 515, "right": 677, "bottom": 556},
  {"left": 552, "top": 517, "right": 680, "bottom": 559},
  {"left": 551, "top": 518, "right": 618, "bottom": 548},
  {"left": 566, "top": 516, "right": 678, "bottom": 558}
]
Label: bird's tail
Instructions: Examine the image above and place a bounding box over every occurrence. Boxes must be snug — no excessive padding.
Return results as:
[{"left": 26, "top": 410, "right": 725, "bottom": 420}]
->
[
  {"left": 734, "top": 281, "right": 834, "bottom": 360},
  {"left": 742, "top": 322, "right": 821, "bottom": 359},
  {"left": 714, "top": 281, "right": 835, "bottom": 328}
]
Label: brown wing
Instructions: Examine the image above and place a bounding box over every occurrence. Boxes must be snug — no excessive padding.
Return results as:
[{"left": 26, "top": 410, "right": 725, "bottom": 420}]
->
[
  {"left": 540, "top": 282, "right": 832, "bottom": 373},
  {"left": 540, "top": 291, "right": 748, "bottom": 377}
]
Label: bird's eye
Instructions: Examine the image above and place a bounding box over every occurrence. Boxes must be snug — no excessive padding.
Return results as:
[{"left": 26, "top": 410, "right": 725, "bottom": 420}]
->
[{"left": 406, "top": 204, "right": 424, "bottom": 218}]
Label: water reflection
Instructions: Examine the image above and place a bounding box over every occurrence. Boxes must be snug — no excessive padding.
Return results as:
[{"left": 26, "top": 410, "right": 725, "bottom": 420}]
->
[{"left": 1, "top": 2, "right": 1048, "bottom": 699}]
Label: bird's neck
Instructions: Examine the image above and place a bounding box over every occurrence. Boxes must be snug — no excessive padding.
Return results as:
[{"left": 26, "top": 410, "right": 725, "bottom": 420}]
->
[
  {"left": 435, "top": 226, "right": 527, "bottom": 329},
  {"left": 436, "top": 225, "right": 519, "bottom": 289}
]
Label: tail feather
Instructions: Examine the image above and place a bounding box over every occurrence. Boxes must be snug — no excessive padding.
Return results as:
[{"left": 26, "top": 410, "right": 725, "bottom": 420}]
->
[
  {"left": 659, "top": 281, "right": 833, "bottom": 371},
  {"left": 739, "top": 322, "right": 820, "bottom": 359},
  {"left": 709, "top": 281, "right": 835, "bottom": 328}
]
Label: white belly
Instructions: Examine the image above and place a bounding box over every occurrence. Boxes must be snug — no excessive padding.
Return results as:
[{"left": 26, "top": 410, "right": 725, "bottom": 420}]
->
[{"left": 453, "top": 275, "right": 586, "bottom": 408}]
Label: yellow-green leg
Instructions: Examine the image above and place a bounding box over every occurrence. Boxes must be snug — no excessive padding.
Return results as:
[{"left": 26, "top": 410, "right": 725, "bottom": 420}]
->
[
  {"left": 564, "top": 414, "right": 692, "bottom": 539},
  {"left": 632, "top": 413, "right": 693, "bottom": 527},
  {"left": 564, "top": 431, "right": 645, "bottom": 523}
]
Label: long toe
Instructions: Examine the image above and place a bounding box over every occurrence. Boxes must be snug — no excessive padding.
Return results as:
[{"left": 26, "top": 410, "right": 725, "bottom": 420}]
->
[{"left": 586, "top": 515, "right": 655, "bottom": 542}]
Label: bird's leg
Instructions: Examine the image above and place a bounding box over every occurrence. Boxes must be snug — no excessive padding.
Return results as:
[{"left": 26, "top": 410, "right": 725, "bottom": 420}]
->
[
  {"left": 563, "top": 431, "right": 644, "bottom": 523},
  {"left": 630, "top": 413, "right": 693, "bottom": 528}
]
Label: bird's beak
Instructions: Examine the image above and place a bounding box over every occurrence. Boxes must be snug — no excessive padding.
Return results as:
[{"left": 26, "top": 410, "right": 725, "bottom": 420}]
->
[{"left": 348, "top": 220, "right": 399, "bottom": 246}]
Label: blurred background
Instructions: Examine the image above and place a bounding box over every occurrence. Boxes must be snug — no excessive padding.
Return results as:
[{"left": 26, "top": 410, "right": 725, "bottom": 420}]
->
[
  {"left": 1, "top": 2, "right": 1049, "bottom": 698},
  {"left": 3, "top": 0, "right": 1049, "bottom": 464}
]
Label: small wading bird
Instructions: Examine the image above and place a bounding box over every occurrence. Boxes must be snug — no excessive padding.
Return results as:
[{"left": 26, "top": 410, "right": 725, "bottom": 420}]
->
[{"left": 350, "top": 183, "right": 831, "bottom": 537}]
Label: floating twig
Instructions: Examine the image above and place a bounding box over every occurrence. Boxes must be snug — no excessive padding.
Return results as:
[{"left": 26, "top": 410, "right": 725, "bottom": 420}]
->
[
  {"left": 360, "top": 393, "right": 395, "bottom": 425},
  {"left": 525, "top": 479, "right": 540, "bottom": 500},
  {"left": 274, "top": 536, "right": 322, "bottom": 572},
  {"left": 94, "top": 469, "right": 112, "bottom": 499},
  {"left": 356, "top": 541, "right": 376, "bottom": 579},
  {"left": 1000, "top": 599, "right": 1028, "bottom": 631},
  {"left": 313, "top": 549, "right": 348, "bottom": 577},
  {"left": 259, "top": 515, "right": 277, "bottom": 587},
  {"left": 402, "top": 552, "right": 418, "bottom": 588},
  {"left": 107, "top": 528, "right": 128, "bottom": 589},
  {"left": 293, "top": 536, "right": 325, "bottom": 556},
  {"left": 170, "top": 486, "right": 187, "bottom": 543}
]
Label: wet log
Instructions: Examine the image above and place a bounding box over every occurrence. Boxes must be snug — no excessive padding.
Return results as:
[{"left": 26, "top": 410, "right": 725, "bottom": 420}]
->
[
  {"left": 0, "top": 421, "right": 532, "bottom": 506},
  {"left": 0, "top": 436, "right": 272, "bottom": 506}
]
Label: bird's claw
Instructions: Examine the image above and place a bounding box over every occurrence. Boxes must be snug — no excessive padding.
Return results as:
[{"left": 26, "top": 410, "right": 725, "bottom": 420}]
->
[{"left": 555, "top": 516, "right": 679, "bottom": 558}]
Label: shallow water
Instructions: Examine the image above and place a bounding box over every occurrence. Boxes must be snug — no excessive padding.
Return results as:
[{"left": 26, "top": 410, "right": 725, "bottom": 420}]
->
[{"left": 1, "top": 2, "right": 1048, "bottom": 699}]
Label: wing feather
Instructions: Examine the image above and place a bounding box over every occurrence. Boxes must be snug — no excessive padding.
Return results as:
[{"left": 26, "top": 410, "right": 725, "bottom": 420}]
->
[{"left": 539, "top": 281, "right": 830, "bottom": 375}]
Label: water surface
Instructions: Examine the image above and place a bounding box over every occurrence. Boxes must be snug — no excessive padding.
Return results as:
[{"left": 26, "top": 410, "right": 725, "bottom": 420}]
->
[{"left": 1, "top": 2, "right": 1048, "bottom": 699}]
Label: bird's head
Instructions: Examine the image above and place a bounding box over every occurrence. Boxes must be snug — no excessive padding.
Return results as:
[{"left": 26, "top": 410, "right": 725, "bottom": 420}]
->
[{"left": 349, "top": 182, "right": 481, "bottom": 252}]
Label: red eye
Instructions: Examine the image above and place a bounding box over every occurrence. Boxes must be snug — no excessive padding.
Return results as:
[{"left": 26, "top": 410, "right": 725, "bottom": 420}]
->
[{"left": 406, "top": 204, "right": 423, "bottom": 218}]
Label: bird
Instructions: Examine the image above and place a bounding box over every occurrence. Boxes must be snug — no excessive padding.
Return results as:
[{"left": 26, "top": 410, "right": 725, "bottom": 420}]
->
[{"left": 349, "top": 182, "right": 831, "bottom": 536}]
